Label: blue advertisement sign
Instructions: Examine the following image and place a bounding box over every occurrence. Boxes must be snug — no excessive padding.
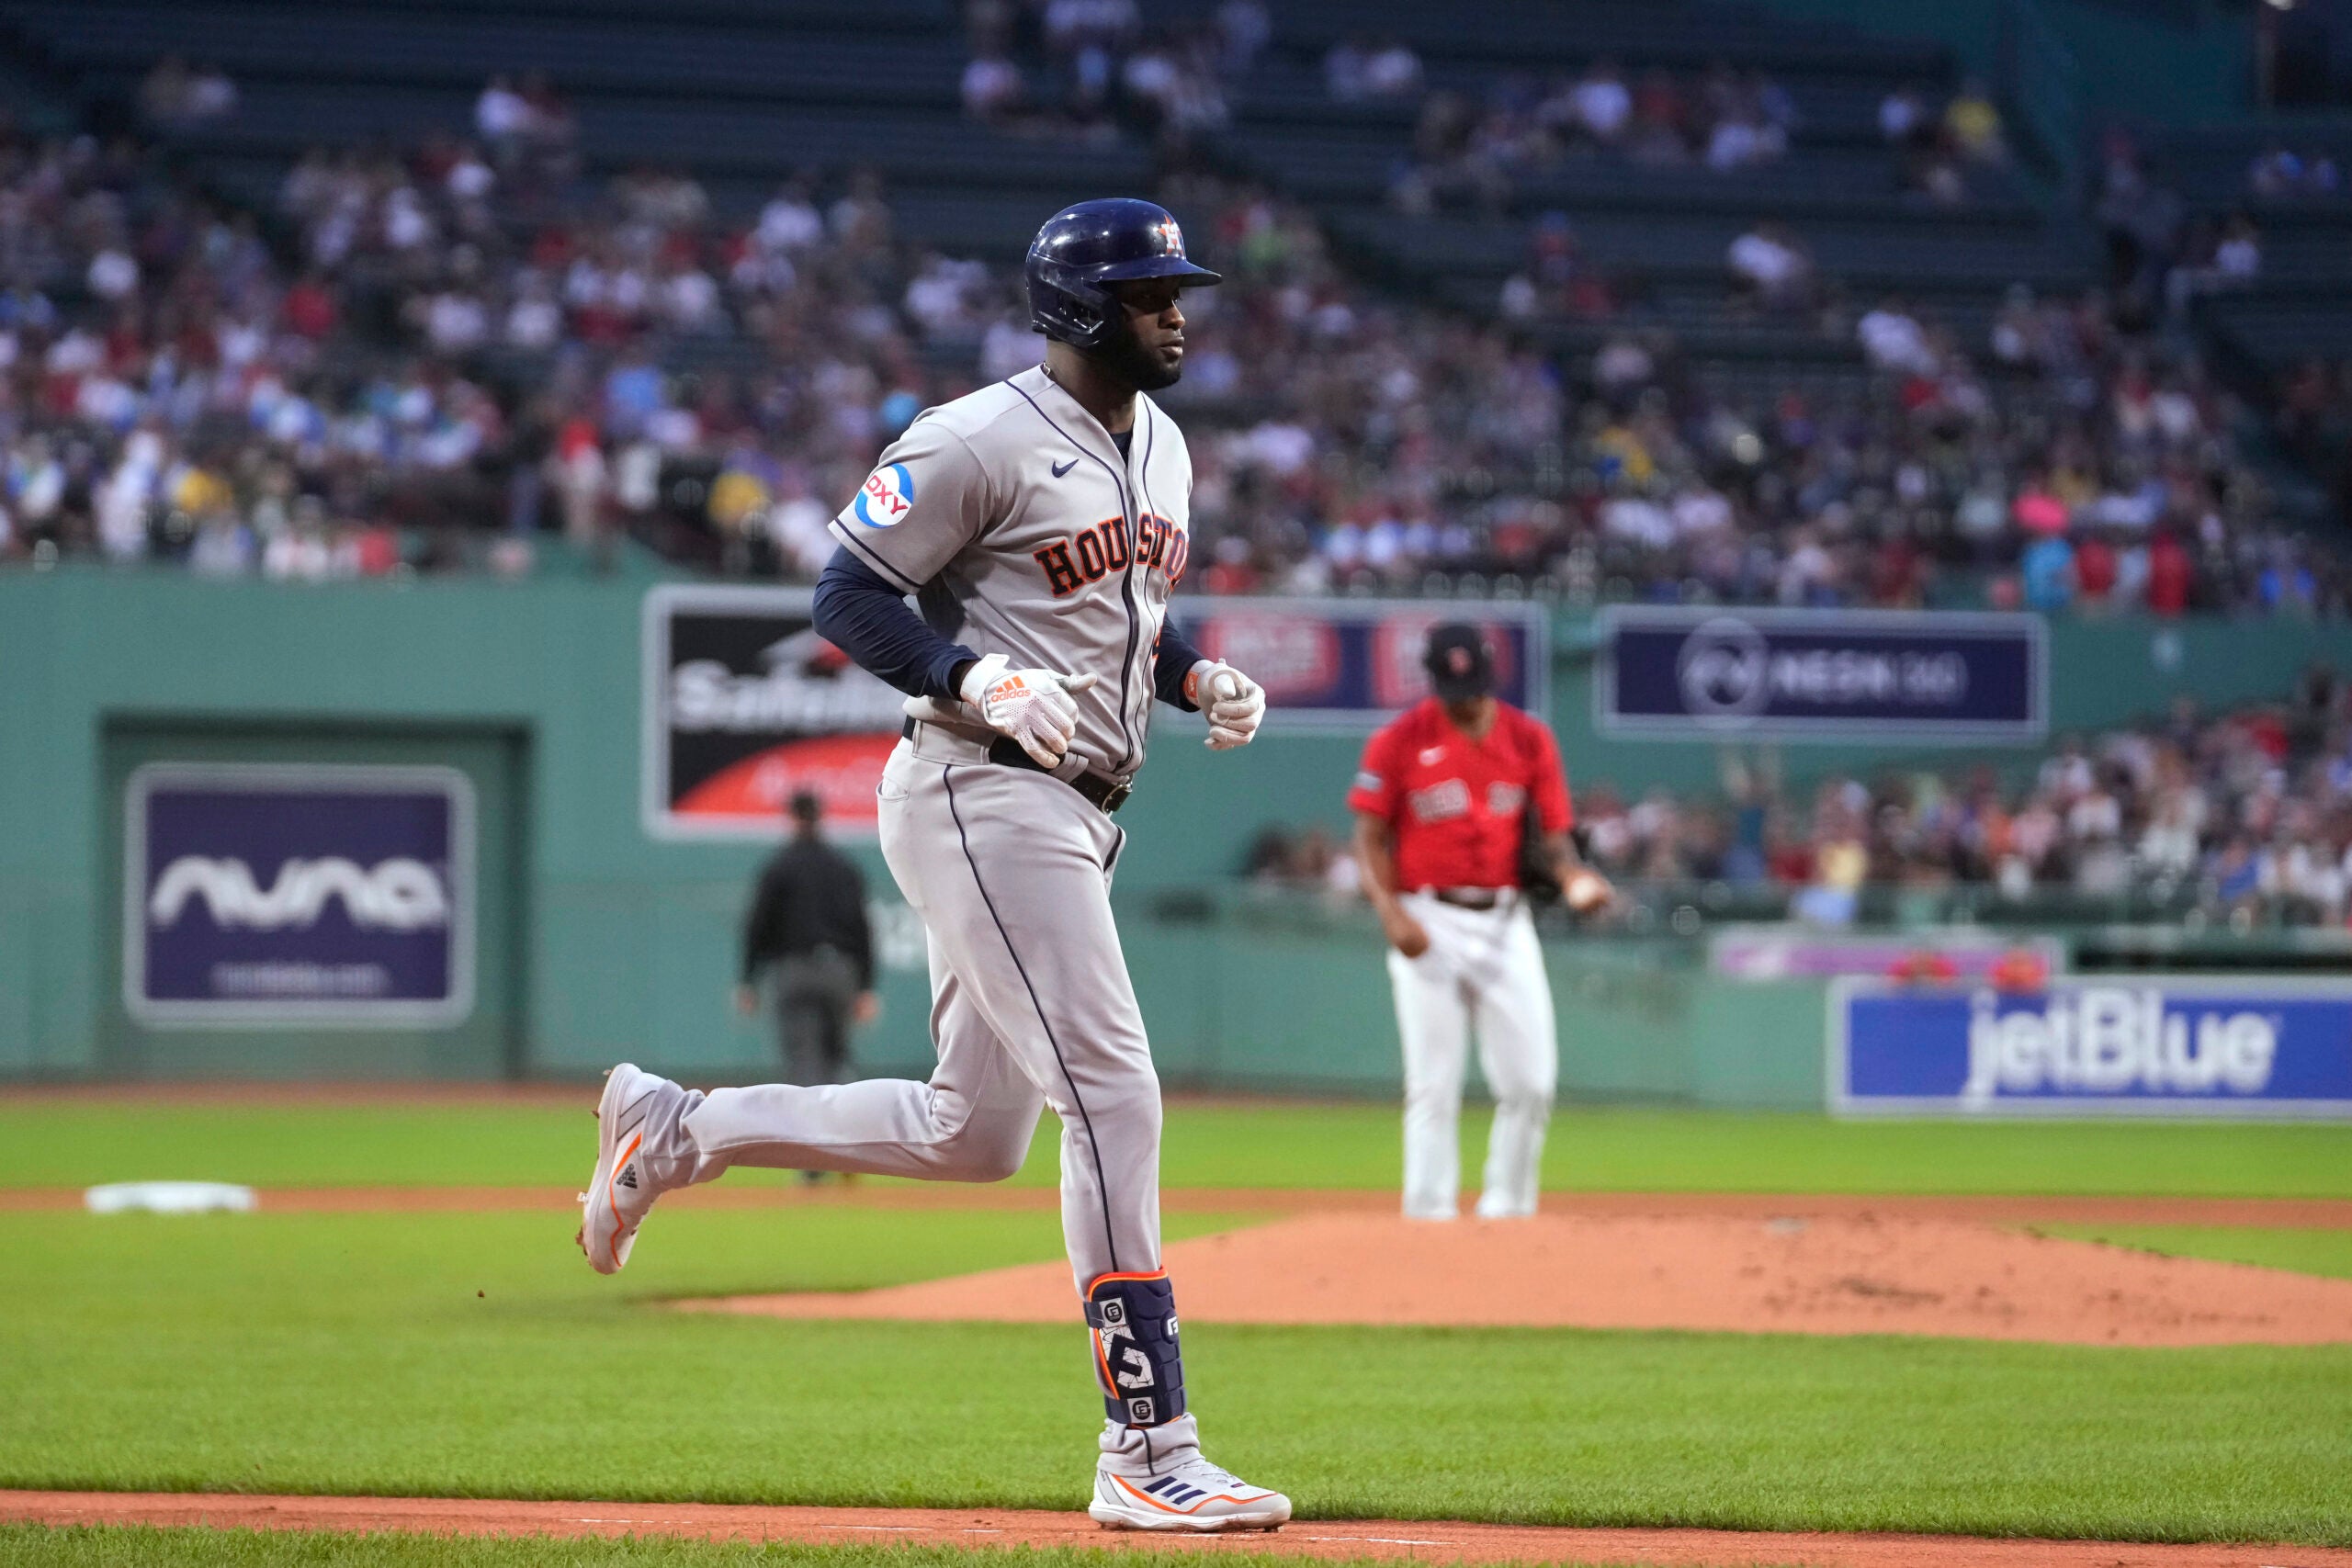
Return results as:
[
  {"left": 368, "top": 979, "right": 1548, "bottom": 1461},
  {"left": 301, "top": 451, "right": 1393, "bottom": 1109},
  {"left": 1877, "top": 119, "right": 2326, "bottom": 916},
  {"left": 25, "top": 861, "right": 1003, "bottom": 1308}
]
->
[
  {"left": 1599, "top": 608, "right": 2044, "bottom": 742},
  {"left": 1180, "top": 598, "right": 1549, "bottom": 728},
  {"left": 1831, "top": 977, "right": 2352, "bottom": 1118},
  {"left": 124, "top": 763, "right": 474, "bottom": 1027}
]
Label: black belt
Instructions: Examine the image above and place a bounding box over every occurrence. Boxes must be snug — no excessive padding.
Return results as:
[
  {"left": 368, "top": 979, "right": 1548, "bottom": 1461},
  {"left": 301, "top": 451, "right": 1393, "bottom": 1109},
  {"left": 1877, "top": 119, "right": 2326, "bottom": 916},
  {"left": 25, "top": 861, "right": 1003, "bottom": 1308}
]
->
[
  {"left": 901, "top": 718, "right": 1133, "bottom": 815},
  {"left": 1429, "top": 887, "right": 1507, "bottom": 911}
]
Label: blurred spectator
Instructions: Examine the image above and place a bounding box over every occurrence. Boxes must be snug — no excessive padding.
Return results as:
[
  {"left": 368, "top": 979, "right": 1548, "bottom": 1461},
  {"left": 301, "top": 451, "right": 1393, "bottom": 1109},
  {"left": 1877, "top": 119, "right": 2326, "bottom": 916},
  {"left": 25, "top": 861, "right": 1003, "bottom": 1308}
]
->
[
  {"left": 1044, "top": 0, "right": 1139, "bottom": 122},
  {"left": 1626, "top": 69, "right": 1690, "bottom": 165},
  {"left": 961, "top": 51, "right": 1028, "bottom": 124},
  {"left": 1699, "top": 66, "right": 1792, "bottom": 172},
  {"left": 1240, "top": 823, "right": 1359, "bottom": 897},
  {"left": 1323, "top": 36, "right": 1373, "bottom": 101},
  {"left": 1856, "top": 298, "right": 1938, "bottom": 377},
  {"left": 1327, "top": 35, "right": 1421, "bottom": 103},
  {"left": 2215, "top": 213, "right": 2264, "bottom": 280},
  {"left": 475, "top": 74, "right": 530, "bottom": 141},
  {"left": 1880, "top": 81, "right": 1998, "bottom": 202},
  {"left": 1559, "top": 60, "right": 1632, "bottom": 147},
  {"left": 1725, "top": 220, "right": 1815, "bottom": 310},
  {"left": 1941, "top": 80, "right": 2006, "bottom": 164},
  {"left": 1362, "top": 38, "right": 1425, "bottom": 100},
  {"left": 1792, "top": 801, "right": 1867, "bottom": 926},
  {"left": 2167, "top": 212, "right": 2262, "bottom": 315},
  {"left": 1396, "top": 61, "right": 1791, "bottom": 207},
  {"left": 1120, "top": 30, "right": 1230, "bottom": 148},
  {"left": 2247, "top": 144, "right": 2341, "bottom": 198},
  {"left": 1878, "top": 85, "right": 1928, "bottom": 145},
  {"left": 2095, "top": 138, "right": 2186, "bottom": 322},
  {"left": 140, "top": 58, "right": 237, "bottom": 129},
  {"left": 1214, "top": 0, "right": 1270, "bottom": 73}
]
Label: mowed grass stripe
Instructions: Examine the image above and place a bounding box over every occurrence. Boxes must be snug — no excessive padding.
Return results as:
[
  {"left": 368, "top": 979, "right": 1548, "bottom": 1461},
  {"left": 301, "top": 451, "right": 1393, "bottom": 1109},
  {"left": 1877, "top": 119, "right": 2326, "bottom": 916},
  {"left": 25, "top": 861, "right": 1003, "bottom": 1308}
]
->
[
  {"left": 2, "top": 1210, "right": 2346, "bottom": 1544},
  {"left": 7, "top": 1101, "right": 2352, "bottom": 1198}
]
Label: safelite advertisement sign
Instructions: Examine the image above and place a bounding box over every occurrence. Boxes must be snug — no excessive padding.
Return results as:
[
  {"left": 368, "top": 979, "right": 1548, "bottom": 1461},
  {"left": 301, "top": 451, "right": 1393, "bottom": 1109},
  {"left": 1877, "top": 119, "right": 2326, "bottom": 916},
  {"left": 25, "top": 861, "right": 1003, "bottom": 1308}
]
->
[{"left": 642, "top": 585, "right": 906, "bottom": 839}]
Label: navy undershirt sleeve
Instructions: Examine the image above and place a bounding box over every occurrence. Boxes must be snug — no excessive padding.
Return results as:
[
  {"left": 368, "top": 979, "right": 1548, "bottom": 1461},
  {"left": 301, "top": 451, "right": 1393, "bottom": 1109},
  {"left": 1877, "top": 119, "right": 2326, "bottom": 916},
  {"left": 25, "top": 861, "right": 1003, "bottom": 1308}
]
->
[
  {"left": 812, "top": 547, "right": 976, "bottom": 702},
  {"left": 1154, "top": 619, "right": 1209, "bottom": 711}
]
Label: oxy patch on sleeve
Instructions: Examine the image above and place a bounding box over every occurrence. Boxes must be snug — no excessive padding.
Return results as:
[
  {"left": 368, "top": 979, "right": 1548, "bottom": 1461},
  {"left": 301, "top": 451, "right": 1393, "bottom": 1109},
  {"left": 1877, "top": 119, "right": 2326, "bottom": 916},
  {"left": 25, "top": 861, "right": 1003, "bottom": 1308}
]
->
[{"left": 849, "top": 461, "right": 916, "bottom": 528}]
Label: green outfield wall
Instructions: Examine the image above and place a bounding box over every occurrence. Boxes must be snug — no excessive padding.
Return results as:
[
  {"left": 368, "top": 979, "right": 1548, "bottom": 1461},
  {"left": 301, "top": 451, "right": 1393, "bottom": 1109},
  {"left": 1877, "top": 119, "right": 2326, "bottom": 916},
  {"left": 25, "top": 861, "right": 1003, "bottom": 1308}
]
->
[{"left": 5, "top": 568, "right": 2349, "bottom": 1100}]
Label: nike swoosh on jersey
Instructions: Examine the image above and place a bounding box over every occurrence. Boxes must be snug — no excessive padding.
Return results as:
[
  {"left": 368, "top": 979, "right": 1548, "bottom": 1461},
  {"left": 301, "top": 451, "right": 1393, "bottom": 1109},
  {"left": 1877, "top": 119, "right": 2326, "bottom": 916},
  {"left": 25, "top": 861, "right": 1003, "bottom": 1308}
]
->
[
  {"left": 1051, "top": 457, "right": 1080, "bottom": 478},
  {"left": 1419, "top": 746, "right": 1447, "bottom": 764}
]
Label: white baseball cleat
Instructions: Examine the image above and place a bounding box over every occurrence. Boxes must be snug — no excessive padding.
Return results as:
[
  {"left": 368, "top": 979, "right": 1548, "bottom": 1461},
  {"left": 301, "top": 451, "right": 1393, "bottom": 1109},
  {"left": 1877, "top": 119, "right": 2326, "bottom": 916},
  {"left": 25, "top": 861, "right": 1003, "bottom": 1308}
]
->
[
  {"left": 1089, "top": 1454, "right": 1293, "bottom": 1532},
  {"left": 576, "top": 1062, "right": 672, "bottom": 1275}
]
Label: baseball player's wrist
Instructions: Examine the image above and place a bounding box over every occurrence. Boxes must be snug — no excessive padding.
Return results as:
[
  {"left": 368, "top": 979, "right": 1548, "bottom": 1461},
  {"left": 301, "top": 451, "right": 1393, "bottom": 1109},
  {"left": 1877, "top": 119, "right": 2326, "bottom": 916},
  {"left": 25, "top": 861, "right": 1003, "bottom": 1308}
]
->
[
  {"left": 1180, "top": 659, "right": 1216, "bottom": 709},
  {"left": 957, "top": 653, "right": 1011, "bottom": 707},
  {"left": 933, "top": 651, "right": 982, "bottom": 703}
]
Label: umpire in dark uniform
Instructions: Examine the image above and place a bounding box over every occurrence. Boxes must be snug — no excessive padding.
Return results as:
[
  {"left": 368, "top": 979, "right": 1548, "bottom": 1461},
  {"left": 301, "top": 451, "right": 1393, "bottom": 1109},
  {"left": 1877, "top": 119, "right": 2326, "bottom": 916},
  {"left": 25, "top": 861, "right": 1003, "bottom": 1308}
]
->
[{"left": 733, "top": 792, "right": 877, "bottom": 1094}]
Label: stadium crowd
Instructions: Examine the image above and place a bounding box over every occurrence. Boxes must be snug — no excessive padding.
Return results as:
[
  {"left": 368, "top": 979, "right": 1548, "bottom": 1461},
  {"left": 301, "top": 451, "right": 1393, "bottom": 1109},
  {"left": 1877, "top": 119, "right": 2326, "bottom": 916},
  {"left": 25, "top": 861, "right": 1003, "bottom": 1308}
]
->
[
  {"left": 1388, "top": 61, "right": 1802, "bottom": 214},
  {"left": 1247, "top": 669, "right": 2352, "bottom": 928},
  {"left": 1579, "top": 673, "right": 2352, "bottom": 926},
  {"left": 0, "top": 80, "right": 2344, "bottom": 617},
  {"left": 958, "top": 0, "right": 1265, "bottom": 152}
]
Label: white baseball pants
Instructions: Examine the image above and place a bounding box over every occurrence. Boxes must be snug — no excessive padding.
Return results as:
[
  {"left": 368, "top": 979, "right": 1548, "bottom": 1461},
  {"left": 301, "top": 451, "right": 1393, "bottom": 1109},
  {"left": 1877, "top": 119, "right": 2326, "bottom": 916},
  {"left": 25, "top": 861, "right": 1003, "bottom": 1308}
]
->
[{"left": 1387, "top": 889, "right": 1557, "bottom": 1220}]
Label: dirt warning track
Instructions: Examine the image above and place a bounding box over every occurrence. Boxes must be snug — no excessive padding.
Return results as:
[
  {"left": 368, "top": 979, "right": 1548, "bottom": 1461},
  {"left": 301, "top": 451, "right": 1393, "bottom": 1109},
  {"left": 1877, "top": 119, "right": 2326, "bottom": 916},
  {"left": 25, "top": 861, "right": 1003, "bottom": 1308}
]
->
[{"left": 4, "top": 1491, "right": 2346, "bottom": 1568}]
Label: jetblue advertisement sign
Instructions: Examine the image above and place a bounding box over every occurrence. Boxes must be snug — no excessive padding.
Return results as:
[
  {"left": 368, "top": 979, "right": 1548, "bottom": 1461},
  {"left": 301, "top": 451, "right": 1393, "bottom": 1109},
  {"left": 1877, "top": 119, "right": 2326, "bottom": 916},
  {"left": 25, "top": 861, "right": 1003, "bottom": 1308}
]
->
[
  {"left": 1599, "top": 609, "right": 2044, "bottom": 742},
  {"left": 1831, "top": 977, "right": 2352, "bottom": 1118},
  {"left": 124, "top": 763, "right": 474, "bottom": 1027}
]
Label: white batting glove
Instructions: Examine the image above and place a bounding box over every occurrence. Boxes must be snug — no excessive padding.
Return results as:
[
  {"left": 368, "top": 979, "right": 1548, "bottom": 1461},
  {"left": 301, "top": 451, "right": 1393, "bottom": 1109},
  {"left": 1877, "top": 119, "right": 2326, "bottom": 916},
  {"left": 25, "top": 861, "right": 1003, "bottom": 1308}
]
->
[
  {"left": 1185, "top": 660, "right": 1265, "bottom": 750},
  {"left": 959, "top": 653, "right": 1101, "bottom": 769}
]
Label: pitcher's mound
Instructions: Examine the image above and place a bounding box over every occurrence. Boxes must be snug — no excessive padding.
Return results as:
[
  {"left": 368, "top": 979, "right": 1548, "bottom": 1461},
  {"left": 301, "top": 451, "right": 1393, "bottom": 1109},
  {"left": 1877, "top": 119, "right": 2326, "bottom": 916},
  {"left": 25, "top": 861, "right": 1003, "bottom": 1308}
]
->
[{"left": 681, "top": 1212, "right": 2352, "bottom": 1347}]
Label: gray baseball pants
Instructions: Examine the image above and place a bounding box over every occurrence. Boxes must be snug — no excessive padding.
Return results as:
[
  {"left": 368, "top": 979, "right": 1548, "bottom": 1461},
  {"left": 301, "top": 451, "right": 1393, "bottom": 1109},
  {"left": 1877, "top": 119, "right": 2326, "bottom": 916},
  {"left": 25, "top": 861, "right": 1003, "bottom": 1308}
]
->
[{"left": 680, "top": 723, "right": 1161, "bottom": 1288}]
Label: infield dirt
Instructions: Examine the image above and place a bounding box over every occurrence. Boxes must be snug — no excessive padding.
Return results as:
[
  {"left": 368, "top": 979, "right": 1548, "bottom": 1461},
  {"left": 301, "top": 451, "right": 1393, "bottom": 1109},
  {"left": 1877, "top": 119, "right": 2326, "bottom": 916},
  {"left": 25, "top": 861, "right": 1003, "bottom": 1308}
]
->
[
  {"left": 686, "top": 1209, "right": 2352, "bottom": 1347},
  {"left": 5, "top": 1491, "right": 2347, "bottom": 1568}
]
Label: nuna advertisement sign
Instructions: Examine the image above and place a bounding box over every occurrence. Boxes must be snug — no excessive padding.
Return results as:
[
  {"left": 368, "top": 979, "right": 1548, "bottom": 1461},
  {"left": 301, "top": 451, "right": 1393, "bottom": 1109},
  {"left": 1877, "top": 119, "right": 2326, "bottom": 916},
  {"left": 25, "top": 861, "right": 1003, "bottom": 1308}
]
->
[{"left": 124, "top": 762, "right": 474, "bottom": 1028}]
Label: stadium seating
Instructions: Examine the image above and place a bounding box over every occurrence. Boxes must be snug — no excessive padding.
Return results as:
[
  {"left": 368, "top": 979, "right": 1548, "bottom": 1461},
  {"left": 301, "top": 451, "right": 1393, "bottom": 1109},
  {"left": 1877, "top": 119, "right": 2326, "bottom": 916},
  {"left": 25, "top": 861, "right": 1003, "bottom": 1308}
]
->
[
  {"left": 0, "top": 0, "right": 1105, "bottom": 257},
  {"left": 2115, "top": 124, "right": 2352, "bottom": 372},
  {"left": 0, "top": 0, "right": 2344, "bottom": 612},
  {"left": 1190, "top": 0, "right": 2086, "bottom": 404},
  {"left": 0, "top": 0, "right": 2077, "bottom": 400}
]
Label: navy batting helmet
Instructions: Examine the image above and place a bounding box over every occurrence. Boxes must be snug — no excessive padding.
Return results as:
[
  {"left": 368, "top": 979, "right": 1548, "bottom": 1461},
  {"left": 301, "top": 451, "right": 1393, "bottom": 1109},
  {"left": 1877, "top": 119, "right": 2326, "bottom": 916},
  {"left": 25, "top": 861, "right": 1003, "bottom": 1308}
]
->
[{"left": 1025, "top": 197, "right": 1221, "bottom": 349}]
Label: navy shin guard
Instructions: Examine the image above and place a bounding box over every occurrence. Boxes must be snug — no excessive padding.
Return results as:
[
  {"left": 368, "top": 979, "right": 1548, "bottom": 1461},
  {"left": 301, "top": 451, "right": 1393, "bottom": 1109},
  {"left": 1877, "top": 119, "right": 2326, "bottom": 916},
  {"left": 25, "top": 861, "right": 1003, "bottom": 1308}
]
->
[{"left": 1084, "top": 1269, "right": 1186, "bottom": 1427}]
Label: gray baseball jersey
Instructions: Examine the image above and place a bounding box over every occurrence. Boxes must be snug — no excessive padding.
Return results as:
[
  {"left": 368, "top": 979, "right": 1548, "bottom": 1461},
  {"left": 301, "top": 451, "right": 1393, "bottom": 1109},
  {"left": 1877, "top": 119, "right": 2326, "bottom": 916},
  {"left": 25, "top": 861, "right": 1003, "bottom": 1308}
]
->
[
  {"left": 681, "top": 366, "right": 1204, "bottom": 1340},
  {"left": 824, "top": 364, "right": 1194, "bottom": 779}
]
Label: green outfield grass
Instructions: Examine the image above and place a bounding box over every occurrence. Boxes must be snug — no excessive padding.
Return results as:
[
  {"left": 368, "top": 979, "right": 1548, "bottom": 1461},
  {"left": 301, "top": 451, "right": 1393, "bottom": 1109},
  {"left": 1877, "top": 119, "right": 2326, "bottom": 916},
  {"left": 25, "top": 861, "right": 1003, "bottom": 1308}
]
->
[
  {"left": 0, "top": 1529, "right": 1510, "bottom": 1568},
  {"left": 4, "top": 1208, "right": 2347, "bottom": 1546},
  {"left": 7, "top": 1099, "right": 2352, "bottom": 1197}
]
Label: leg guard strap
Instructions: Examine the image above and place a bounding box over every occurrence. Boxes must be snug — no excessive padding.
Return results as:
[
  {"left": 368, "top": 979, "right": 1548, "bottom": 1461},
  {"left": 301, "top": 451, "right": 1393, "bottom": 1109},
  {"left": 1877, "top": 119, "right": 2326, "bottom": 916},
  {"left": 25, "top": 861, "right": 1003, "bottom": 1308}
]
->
[{"left": 1084, "top": 1269, "right": 1186, "bottom": 1427}]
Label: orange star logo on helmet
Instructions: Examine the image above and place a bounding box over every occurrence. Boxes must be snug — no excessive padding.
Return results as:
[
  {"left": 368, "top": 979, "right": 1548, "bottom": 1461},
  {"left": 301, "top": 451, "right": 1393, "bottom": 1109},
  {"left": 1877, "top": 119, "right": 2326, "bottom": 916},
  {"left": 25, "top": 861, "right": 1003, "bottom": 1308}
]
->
[{"left": 1156, "top": 220, "right": 1184, "bottom": 255}]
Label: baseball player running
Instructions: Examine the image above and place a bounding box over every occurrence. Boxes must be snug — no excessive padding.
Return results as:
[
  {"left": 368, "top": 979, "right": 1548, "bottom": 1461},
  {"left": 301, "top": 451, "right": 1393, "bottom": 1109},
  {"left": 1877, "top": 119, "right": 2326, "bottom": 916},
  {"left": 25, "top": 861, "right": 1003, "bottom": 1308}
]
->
[
  {"left": 577, "top": 198, "right": 1289, "bottom": 1531},
  {"left": 1349, "top": 625, "right": 1611, "bottom": 1222}
]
